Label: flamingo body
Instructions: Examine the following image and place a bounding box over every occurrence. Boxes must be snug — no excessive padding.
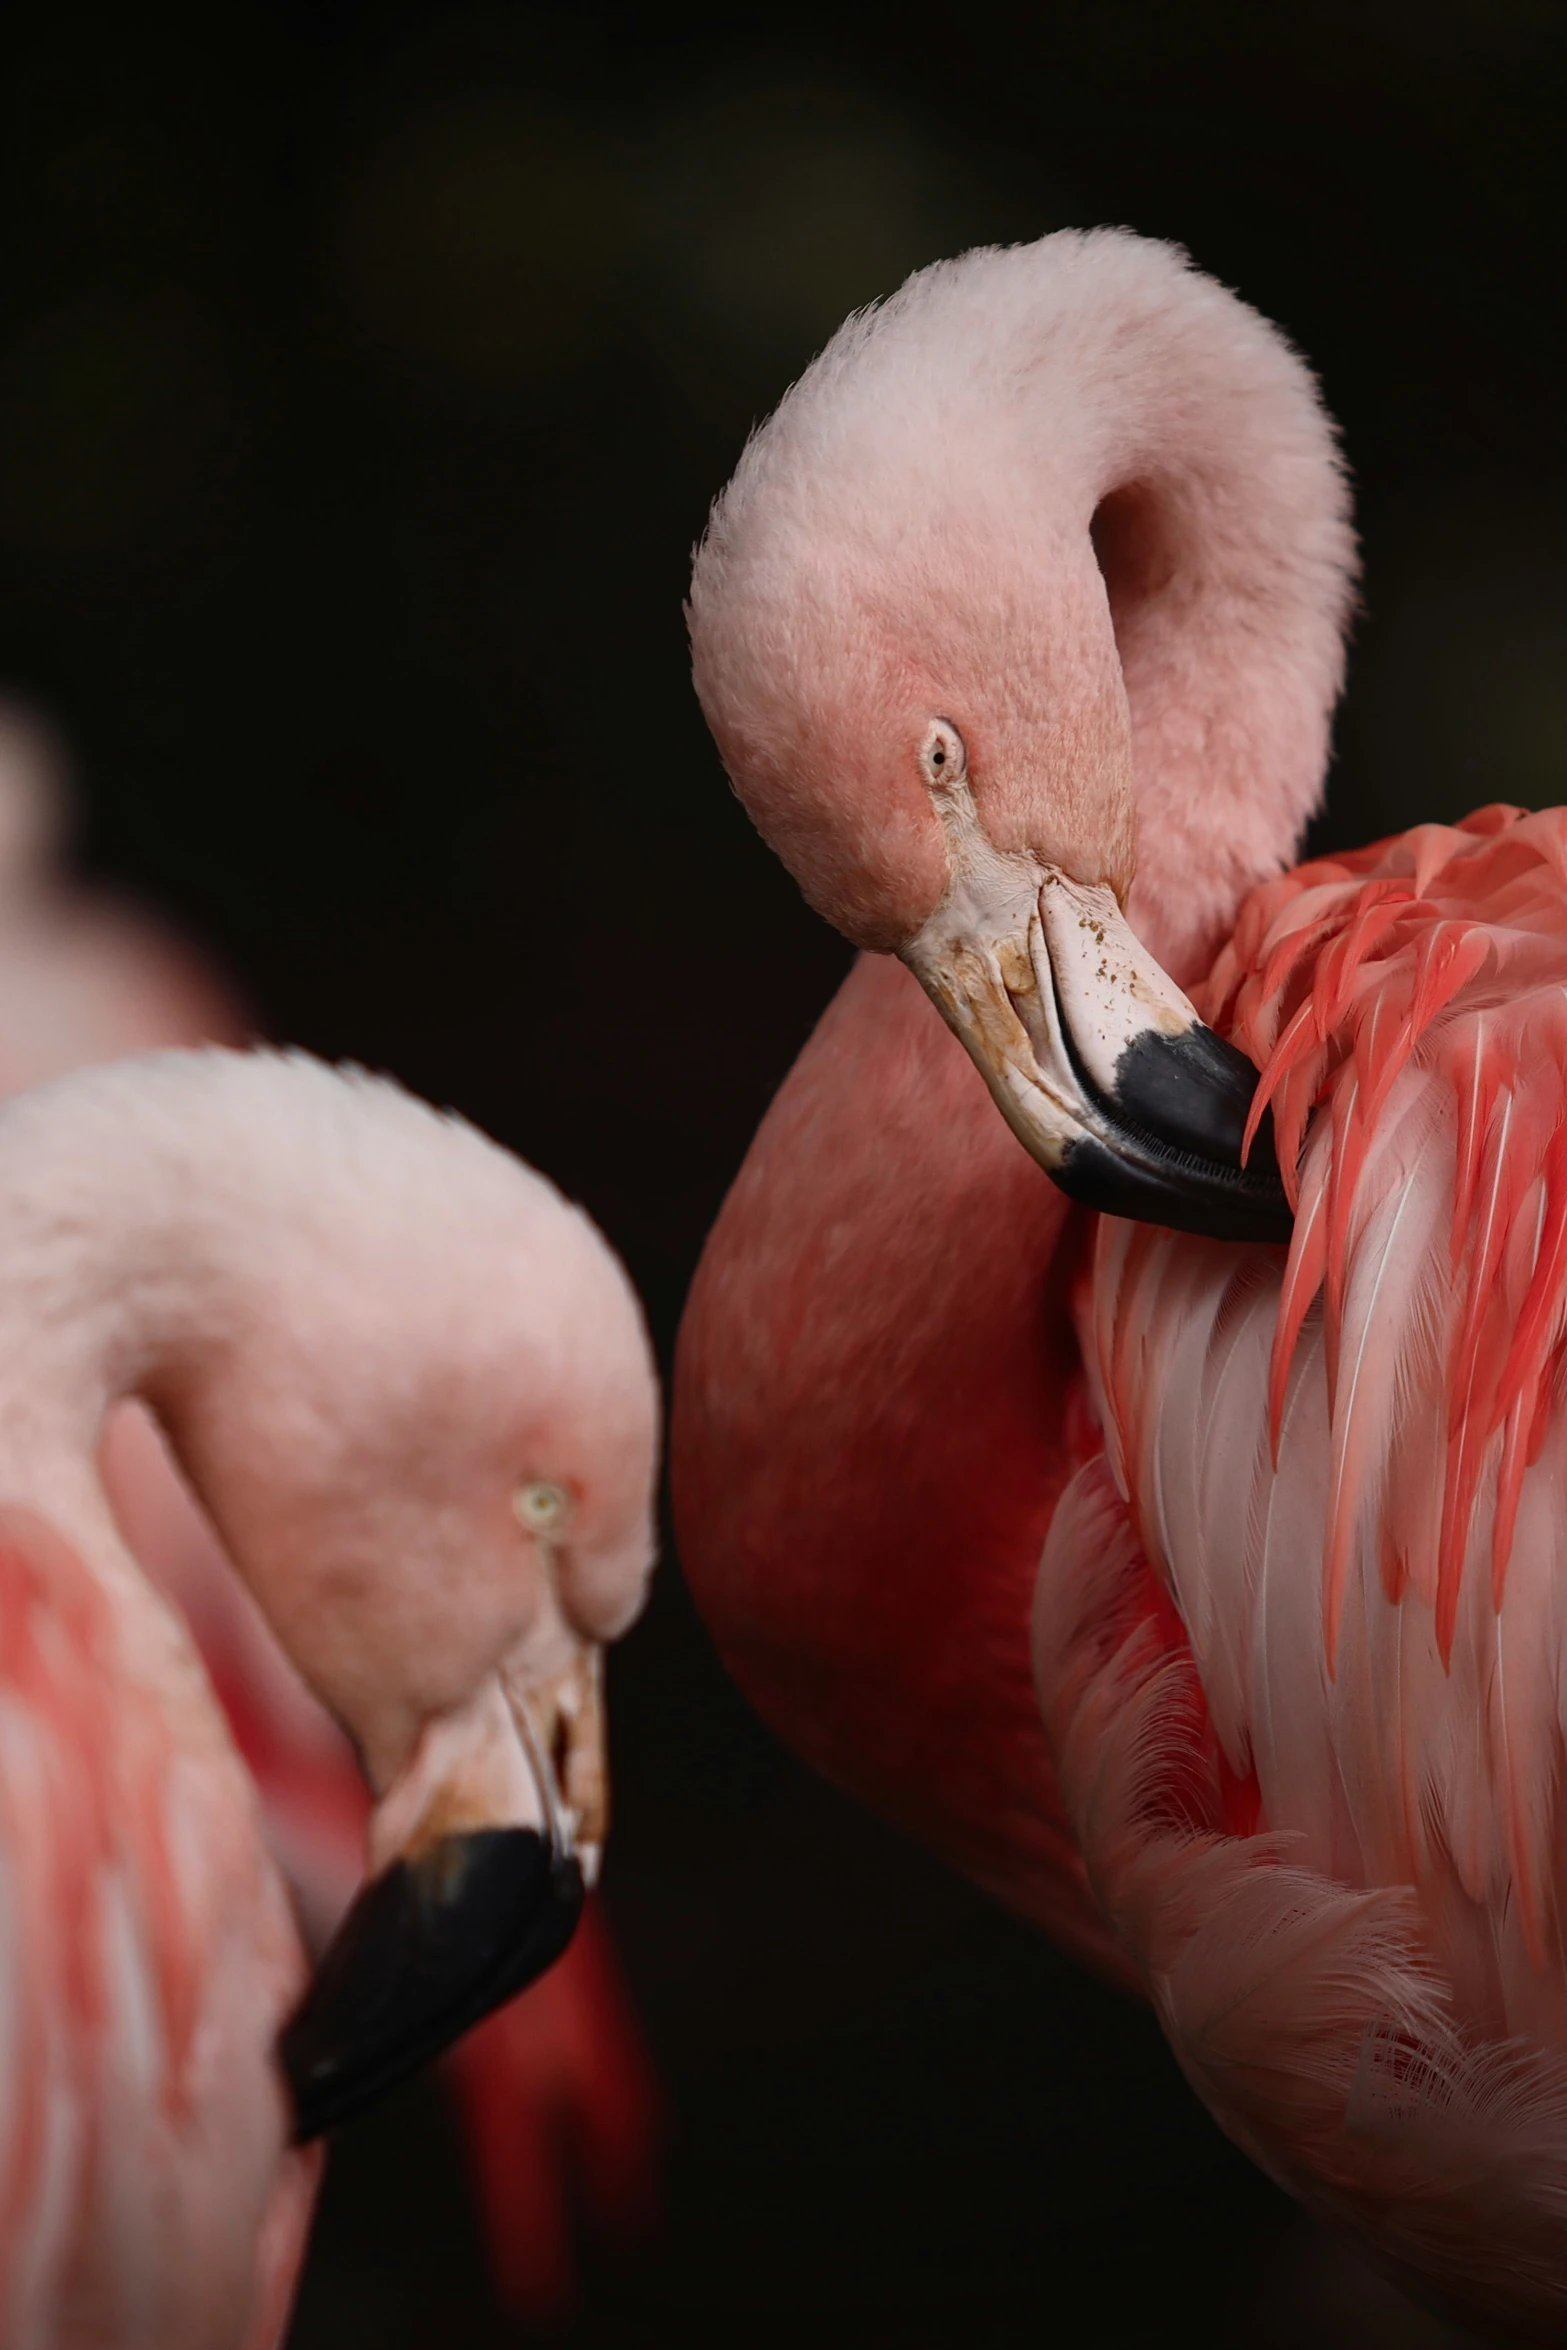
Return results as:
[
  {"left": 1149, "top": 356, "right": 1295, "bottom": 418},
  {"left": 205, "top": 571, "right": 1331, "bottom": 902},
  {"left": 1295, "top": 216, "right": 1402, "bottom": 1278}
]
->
[
  {"left": 0, "top": 716, "right": 664, "bottom": 2323},
  {"left": 673, "top": 229, "right": 1565, "bottom": 2330}
]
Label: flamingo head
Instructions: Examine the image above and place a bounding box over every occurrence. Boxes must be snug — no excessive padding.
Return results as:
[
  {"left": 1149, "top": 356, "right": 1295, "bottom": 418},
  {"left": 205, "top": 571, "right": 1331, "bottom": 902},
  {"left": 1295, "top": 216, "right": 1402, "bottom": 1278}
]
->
[
  {"left": 688, "top": 234, "right": 1310, "bottom": 1241},
  {"left": 153, "top": 1058, "right": 659, "bottom": 2137}
]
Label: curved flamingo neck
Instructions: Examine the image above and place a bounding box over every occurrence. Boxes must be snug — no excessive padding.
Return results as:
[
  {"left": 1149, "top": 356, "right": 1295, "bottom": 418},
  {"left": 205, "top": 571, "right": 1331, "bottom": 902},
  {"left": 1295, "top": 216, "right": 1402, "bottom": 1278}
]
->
[
  {"left": 0, "top": 1072, "right": 244, "bottom": 1509},
  {"left": 673, "top": 954, "right": 1126, "bottom": 1978},
  {"left": 982, "top": 263, "right": 1357, "bottom": 978},
  {"left": 0, "top": 1088, "right": 266, "bottom": 1719},
  {"left": 1091, "top": 440, "right": 1351, "bottom": 983}
]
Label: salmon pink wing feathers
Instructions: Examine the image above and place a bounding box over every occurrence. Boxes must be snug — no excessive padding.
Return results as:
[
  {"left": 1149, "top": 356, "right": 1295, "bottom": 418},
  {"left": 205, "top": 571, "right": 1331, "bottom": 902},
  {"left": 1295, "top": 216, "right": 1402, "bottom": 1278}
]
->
[
  {"left": 1037, "top": 808, "right": 1565, "bottom": 2339},
  {"left": 0, "top": 1511, "right": 316, "bottom": 2347}
]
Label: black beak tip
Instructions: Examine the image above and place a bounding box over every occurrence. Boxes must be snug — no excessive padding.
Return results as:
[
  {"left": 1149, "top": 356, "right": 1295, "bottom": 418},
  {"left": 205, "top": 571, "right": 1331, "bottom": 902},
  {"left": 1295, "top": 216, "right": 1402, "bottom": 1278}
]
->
[
  {"left": 1111, "top": 1020, "right": 1270, "bottom": 1170},
  {"left": 280, "top": 1827, "right": 584, "bottom": 2144},
  {"left": 1054, "top": 1133, "right": 1294, "bottom": 1243},
  {"left": 1055, "top": 1021, "right": 1294, "bottom": 1244}
]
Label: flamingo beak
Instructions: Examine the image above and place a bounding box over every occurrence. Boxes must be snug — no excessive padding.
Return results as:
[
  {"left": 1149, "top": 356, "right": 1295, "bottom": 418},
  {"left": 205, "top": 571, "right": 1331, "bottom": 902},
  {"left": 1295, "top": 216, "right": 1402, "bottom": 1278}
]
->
[
  {"left": 280, "top": 1647, "right": 606, "bottom": 2141},
  {"left": 903, "top": 865, "right": 1291, "bottom": 1242}
]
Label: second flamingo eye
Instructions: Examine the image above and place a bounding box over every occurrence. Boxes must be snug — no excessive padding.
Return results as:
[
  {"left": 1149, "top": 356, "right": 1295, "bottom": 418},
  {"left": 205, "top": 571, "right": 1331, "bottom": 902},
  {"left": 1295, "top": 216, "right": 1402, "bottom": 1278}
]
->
[{"left": 515, "top": 1480, "right": 570, "bottom": 1533}]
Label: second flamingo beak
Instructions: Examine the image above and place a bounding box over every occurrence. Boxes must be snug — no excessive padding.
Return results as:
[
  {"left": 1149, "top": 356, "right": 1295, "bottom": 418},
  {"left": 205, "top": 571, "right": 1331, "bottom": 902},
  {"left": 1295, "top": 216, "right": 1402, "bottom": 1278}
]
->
[
  {"left": 904, "top": 866, "right": 1292, "bottom": 1242},
  {"left": 280, "top": 1647, "right": 606, "bottom": 2141}
]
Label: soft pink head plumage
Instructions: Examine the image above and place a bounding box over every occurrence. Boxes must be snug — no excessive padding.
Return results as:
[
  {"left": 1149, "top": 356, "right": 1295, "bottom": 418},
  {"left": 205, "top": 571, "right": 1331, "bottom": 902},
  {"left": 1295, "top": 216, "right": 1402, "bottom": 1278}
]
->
[
  {"left": 0, "top": 1050, "right": 661, "bottom": 1789},
  {"left": 689, "top": 229, "right": 1356, "bottom": 976}
]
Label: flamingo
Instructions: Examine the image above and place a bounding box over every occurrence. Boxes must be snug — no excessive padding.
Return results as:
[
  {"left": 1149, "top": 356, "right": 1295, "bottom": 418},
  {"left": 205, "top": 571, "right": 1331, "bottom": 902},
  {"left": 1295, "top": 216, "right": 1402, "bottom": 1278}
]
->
[
  {"left": 0, "top": 1046, "right": 659, "bottom": 2345},
  {"left": 673, "top": 230, "right": 1564, "bottom": 2336},
  {"left": 0, "top": 703, "right": 664, "bottom": 2321},
  {"left": 0, "top": 703, "right": 251, "bottom": 1087}
]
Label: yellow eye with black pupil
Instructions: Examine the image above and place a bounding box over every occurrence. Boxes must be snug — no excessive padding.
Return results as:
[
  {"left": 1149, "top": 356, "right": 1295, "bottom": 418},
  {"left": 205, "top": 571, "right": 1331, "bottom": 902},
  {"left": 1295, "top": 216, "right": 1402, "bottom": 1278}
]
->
[{"left": 515, "top": 1480, "right": 568, "bottom": 1532}]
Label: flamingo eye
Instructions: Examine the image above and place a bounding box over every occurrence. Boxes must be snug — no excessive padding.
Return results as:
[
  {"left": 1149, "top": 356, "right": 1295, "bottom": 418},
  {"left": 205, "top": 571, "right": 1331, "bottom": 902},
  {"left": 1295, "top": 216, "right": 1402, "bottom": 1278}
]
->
[
  {"left": 920, "top": 720, "right": 966, "bottom": 787},
  {"left": 514, "top": 1480, "right": 570, "bottom": 1534}
]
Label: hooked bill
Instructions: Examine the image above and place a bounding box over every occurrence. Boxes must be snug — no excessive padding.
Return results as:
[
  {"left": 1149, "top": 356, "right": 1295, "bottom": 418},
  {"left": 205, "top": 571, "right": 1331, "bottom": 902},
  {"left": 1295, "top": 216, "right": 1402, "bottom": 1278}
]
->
[
  {"left": 280, "top": 1829, "right": 582, "bottom": 2142},
  {"left": 905, "top": 864, "right": 1291, "bottom": 1244},
  {"left": 279, "top": 1647, "right": 606, "bottom": 2141}
]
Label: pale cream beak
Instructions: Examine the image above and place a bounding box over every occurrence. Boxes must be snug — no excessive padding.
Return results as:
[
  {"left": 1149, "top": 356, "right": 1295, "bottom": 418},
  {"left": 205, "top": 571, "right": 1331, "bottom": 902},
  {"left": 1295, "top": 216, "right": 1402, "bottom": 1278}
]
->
[
  {"left": 362, "top": 1636, "right": 608, "bottom": 1884},
  {"left": 903, "top": 843, "right": 1291, "bottom": 1242},
  {"left": 504, "top": 1641, "right": 609, "bottom": 1885}
]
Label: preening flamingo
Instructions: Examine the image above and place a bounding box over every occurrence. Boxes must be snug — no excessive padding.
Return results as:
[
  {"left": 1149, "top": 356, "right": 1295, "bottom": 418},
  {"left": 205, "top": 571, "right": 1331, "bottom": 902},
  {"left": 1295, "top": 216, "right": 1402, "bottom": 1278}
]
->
[
  {"left": 0, "top": 1047, "right": 658, "bottom": 2345},
  {"left": 0, "top": 705, "right": 664, "bottom": 2322},
  {"left": 673, "top": 231, "right": 1564, "bottom": 2335}
]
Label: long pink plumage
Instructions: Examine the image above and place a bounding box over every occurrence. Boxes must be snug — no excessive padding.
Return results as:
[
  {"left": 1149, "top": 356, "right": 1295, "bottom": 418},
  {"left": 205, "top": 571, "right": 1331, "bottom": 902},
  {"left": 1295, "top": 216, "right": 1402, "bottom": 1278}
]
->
[
  {"left": 1071, "top": 803, "right": 1561, "bottom": 1874},
  {"left": 1045, "top": 811, "right": 1566, "bottom": 2332},
  {"left": 1211, "top": 804, "right": 1565, "bottom": 1662}
]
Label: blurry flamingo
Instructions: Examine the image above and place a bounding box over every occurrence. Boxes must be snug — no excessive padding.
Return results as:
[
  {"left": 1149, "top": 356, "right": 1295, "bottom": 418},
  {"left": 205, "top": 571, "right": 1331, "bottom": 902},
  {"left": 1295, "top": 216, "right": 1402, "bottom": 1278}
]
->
[
  {"left": 674, "top": 232, "right": 1564, "bottom": 2336},
  {"left": 0, "top": 1046, "right": 659, "bottom": 2344},
  {"left": 0, "top": 704, "right": 250, "bottom": 1085},
  {"left": 0, "top": 705, "right": 663, "bottom": 2322}
]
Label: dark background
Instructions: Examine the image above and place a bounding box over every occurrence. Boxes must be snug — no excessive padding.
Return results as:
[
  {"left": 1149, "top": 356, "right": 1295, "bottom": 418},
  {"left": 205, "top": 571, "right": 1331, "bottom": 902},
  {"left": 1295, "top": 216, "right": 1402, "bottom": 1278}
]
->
[{"left": 0, "top": 4, "right": 1560, "bottom": 2344}]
